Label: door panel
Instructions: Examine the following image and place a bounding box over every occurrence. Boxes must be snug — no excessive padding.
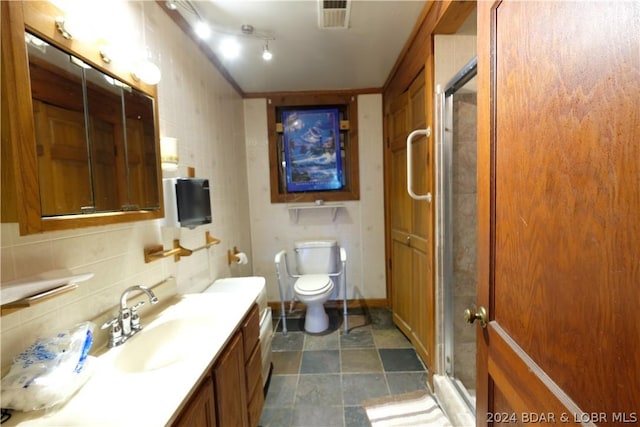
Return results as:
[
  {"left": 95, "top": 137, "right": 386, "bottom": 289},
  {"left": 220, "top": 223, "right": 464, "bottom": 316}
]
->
[
  {"left": 391, "top": 239, "right": 413, "bottom": 333},
  {"left": 477, "top": 1, "right": 640, "bottom": 424},
  {"left": 411, "top": 246, "right": 432, "bottom": 363},
  {"left": 33, "top": 100, "right": 92, "bottom": 214},
  {"left": 409, "top": 71, "right": 430, "bottom": 240},
  {"left": 390, "top": 149, "right": 411, "bottom": 235}
]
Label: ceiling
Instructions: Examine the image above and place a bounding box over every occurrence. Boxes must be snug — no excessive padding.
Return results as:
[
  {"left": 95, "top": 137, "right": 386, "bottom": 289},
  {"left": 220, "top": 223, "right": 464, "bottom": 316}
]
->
[{"left": 168, "top": 0, "right": 427, "bottom": 94}]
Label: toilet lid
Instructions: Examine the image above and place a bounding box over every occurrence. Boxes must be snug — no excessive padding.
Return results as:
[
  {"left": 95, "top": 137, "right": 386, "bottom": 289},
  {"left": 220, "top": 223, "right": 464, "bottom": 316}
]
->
[{"left": 294, "top": 274, "right": 333, "bottom": 296}]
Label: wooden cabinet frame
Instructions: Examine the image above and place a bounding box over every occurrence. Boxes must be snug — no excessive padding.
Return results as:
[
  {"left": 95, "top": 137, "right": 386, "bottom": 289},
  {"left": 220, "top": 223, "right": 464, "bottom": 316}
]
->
[{"left": 1, "top": 1, "right": 164, "bottom": 235}]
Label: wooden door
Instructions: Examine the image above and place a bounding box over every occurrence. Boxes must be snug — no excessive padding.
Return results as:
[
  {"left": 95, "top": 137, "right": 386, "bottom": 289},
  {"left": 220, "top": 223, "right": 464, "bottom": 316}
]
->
[
  {"left": 389, "top": 89, "right": 413, "bottom": 334},
  {"left": 33, "top": 100, "right": 92, "bottom": 215},
  {"left": 407, "top": 70, "right": 434, "bottom": 367},
  {"left": 476, "top": 1, "right": 640, "bottom": 424},
  {"left": 387, "top": 69, "right": 435, "bottom": 370}
]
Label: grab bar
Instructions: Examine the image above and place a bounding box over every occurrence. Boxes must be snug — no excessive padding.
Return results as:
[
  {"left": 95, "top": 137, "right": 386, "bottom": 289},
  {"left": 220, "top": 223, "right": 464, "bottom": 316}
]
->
[{"left": 406, "top": 127, "right": 432, "bottom": 202}]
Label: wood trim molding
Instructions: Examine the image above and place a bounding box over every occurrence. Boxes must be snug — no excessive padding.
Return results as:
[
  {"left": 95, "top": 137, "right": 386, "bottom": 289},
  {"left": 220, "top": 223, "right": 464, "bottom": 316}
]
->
[
  {"left": 383, "top": 0, "right": 476, "bottom": 100},
  {"left": 488, "top": 323, "right": 588, "bottom": 421}
]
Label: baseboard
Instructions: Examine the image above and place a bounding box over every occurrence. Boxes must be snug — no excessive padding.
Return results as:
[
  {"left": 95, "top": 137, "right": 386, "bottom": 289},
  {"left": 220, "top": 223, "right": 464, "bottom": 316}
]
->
[{"left": 267, "top": 298, "right": 388, "bottom": 312}]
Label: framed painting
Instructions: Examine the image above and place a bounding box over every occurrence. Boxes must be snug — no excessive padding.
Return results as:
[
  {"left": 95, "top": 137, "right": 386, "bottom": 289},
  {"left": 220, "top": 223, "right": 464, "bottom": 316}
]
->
[{"left": 282, "top": 108, "right": 343, "bottom": 192}]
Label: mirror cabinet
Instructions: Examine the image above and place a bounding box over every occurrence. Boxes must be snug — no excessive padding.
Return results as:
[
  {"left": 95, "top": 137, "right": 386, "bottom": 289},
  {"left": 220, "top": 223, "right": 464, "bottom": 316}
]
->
[{"left": 1, "top": 1, "right": 163, "bottom": 235}]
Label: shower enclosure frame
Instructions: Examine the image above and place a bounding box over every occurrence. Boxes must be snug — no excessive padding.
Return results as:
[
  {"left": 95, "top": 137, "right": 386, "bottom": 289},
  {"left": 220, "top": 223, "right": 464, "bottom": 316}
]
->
[{"left": 436, "top": 56, "right": 478, "bottom": 415}]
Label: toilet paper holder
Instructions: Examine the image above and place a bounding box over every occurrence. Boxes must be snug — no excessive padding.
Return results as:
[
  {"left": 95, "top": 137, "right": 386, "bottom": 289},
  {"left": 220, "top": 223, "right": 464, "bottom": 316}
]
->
[{"left": 227, "top": 247, "right": 248, "bottom": 265}]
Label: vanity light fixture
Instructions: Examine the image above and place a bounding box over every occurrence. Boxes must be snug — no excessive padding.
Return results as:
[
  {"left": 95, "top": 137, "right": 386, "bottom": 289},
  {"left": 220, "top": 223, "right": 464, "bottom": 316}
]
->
[
  {"left": 166, "top": 0, "right": 178, "bottom": 10},
  {"left": 99, "top": 44, "right": 112, "bottom": 63},
  {"left": 131, "top": 50, "right": 162, "bottom": 85},
  {"left": 55, "top": 17, "right": 73, "bottom": 39},
  {"left": 132, "top": 3, "right": 162, "bottom": 85}
]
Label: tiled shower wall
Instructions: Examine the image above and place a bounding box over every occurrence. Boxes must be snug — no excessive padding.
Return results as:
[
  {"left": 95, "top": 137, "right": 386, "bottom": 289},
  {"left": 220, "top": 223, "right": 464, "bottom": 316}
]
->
[
  {"left": 0, "top": 1, "right": 252, "bottom": 373},
  {"left": 451, "top": 92, "right": 478, "bottom": 390}
]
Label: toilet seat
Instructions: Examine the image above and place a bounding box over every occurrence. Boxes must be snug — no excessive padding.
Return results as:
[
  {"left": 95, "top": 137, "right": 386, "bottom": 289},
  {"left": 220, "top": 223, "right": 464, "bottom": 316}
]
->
[{"left": 294, "top": 274, "right": 333, "bottom": 296}]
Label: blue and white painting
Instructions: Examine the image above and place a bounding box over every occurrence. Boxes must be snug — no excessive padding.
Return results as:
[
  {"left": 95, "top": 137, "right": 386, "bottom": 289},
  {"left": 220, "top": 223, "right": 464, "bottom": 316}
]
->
[{"left": 283, "top": 108, "right": 343, "bottom": 192}]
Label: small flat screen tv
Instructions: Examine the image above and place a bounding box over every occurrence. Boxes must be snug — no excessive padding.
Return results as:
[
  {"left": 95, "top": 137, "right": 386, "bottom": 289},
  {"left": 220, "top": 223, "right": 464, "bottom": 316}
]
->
[{"left": 174, "top": 178, "right": 212, "bottom": 229}]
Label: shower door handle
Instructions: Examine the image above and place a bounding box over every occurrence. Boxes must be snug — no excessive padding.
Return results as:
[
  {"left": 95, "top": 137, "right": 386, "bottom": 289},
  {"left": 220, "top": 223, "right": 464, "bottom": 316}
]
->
[
  {"left": 406, "top": 128, "right": 432, "bottom": 202},
  {"left": 464, "top": 306, "right": 488, "bottom": 328}
]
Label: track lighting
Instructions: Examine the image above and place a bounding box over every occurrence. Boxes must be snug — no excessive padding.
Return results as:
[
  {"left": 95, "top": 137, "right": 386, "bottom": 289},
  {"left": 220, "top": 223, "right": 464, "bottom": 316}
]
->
[
  {"left": 220, "top": 37, "right": 241, "bottom": 59},
  {"left": 194, "top": 21, "right": 211, "bottom": 40},
  {"left": 262, "top": 42, "right": 273, "bottom": 61}
]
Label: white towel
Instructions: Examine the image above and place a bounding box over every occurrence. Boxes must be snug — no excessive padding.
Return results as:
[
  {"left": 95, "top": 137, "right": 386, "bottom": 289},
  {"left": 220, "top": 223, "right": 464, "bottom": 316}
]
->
[{"left": 364, "top": 391, "right": 453, "bottom": 427}]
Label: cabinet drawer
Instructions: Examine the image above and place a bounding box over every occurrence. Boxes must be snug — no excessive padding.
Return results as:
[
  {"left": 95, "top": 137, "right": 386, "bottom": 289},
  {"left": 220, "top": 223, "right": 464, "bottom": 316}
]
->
[
  {"left": 247, "top": 379, "right": 265, "bottom": 427},
  {"left": 245, "top": 341, "right": 263, "bottom": 397},
  {"left": 242, "top": 304, "right": 260, "bottom": 362}
]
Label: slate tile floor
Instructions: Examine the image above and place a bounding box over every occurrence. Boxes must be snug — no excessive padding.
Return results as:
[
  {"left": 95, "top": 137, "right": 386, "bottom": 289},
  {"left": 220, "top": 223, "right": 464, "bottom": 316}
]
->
[{"left": 259, "top": 307, "right": 429, "bottom": 427}]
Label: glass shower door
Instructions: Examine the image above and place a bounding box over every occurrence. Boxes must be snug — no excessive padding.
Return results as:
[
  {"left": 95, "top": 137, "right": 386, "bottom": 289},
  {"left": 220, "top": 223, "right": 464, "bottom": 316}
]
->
[{"left": 441, "top": 57, "right": 478, "bottom": 411}]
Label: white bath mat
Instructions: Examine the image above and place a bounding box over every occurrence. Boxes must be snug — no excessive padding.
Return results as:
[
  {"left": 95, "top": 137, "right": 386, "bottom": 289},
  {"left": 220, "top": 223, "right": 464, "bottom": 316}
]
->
[{"left": 364, "top": 390, "right": 453, "bottom": 427}]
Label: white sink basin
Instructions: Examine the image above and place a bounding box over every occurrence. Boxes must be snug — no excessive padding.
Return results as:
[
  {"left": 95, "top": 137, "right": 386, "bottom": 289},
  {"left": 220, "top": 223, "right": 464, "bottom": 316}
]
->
[
  {"left": 4, "top": 290, "right": 263, "bottom": 426},
  {"left": 113, "top": 315, "right": 216, "bottom": 373}
]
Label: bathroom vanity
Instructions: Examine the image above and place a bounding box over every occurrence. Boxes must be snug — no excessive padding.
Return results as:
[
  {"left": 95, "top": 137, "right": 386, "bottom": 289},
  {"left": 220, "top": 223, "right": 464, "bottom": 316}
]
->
[{"left": 4, "top": 289, "right": 264, "bottom": 426}]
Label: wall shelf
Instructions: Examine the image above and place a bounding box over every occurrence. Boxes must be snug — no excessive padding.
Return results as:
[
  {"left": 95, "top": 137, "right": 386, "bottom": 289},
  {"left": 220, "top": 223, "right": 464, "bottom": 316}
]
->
[
  {"left": 287, "top": 203, "right": 344, "bottom": 223},
  {"left": 1, "top": 271, "right": 94, "bottom": 316}
]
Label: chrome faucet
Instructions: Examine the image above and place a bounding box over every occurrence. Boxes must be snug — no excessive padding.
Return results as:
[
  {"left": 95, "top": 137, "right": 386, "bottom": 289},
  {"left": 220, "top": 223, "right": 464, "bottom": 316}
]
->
[{"left": 101, "top": 285, "right": 159, "bottom": 347}]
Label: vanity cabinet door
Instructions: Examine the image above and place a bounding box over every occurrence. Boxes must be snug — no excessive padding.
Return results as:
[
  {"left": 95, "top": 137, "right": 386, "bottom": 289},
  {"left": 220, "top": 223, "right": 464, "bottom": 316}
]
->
[
  {"left": 213, "top": 331, "right": 249, "bottom": 427},
  {"left": 241, "top": 303, "right": 264, "bottom": 427},
  {"left": 173, "top": 374, "right": 217, "bottom": 427}
]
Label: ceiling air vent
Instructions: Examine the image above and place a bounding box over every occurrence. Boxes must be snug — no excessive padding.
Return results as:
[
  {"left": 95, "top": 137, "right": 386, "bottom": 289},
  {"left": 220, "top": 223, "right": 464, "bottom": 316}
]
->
[{"left": 318, "top": 0, "right": 351, "bottom": 30}]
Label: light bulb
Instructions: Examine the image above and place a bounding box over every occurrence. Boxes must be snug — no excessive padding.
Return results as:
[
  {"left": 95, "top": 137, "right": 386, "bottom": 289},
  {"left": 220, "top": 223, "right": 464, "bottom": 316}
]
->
[
  {"left": 220, "top": 38, "right": 241, "bottom": 59},
  {"left": 132, "top": 60, "right": 161, "bottom": 85},
  {"left": 132, "top": 48, "right": 161, "bottom": 85},
  {"left": 195, "top": 21, "right": 211, "bottom": 40},
  {"left": 262, "top": 45, "right": 273, "bottom": 61}
]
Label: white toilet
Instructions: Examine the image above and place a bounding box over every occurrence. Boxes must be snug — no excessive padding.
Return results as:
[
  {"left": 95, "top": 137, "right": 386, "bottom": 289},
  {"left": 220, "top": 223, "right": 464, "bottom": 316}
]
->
[{"left": 293, "top": 240, "right": 339, "bottom": 333}]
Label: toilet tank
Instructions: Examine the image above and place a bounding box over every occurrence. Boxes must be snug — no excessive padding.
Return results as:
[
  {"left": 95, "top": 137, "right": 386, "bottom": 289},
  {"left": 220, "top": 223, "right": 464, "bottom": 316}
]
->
[{"left": 294, "top": 240, "right": 339, "bottom": 274}]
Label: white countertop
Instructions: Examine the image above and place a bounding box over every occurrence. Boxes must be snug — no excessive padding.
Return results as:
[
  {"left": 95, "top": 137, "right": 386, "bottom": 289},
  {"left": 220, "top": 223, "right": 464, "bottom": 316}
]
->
[{"left": 4, "top": 289, "right": 260, "bottom": 426}]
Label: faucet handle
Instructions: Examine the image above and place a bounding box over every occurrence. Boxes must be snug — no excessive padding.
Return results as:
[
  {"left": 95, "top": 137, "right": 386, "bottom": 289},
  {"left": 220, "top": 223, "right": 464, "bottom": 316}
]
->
[
  {"left": 101, "top": 317, "right": 119, "bottom": 330},
  {"left": 131, "top": 302, "right": 145, "bottom": 331},
  {"left": 101, "top": 317, "right": 123, "bottom": 348}
]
